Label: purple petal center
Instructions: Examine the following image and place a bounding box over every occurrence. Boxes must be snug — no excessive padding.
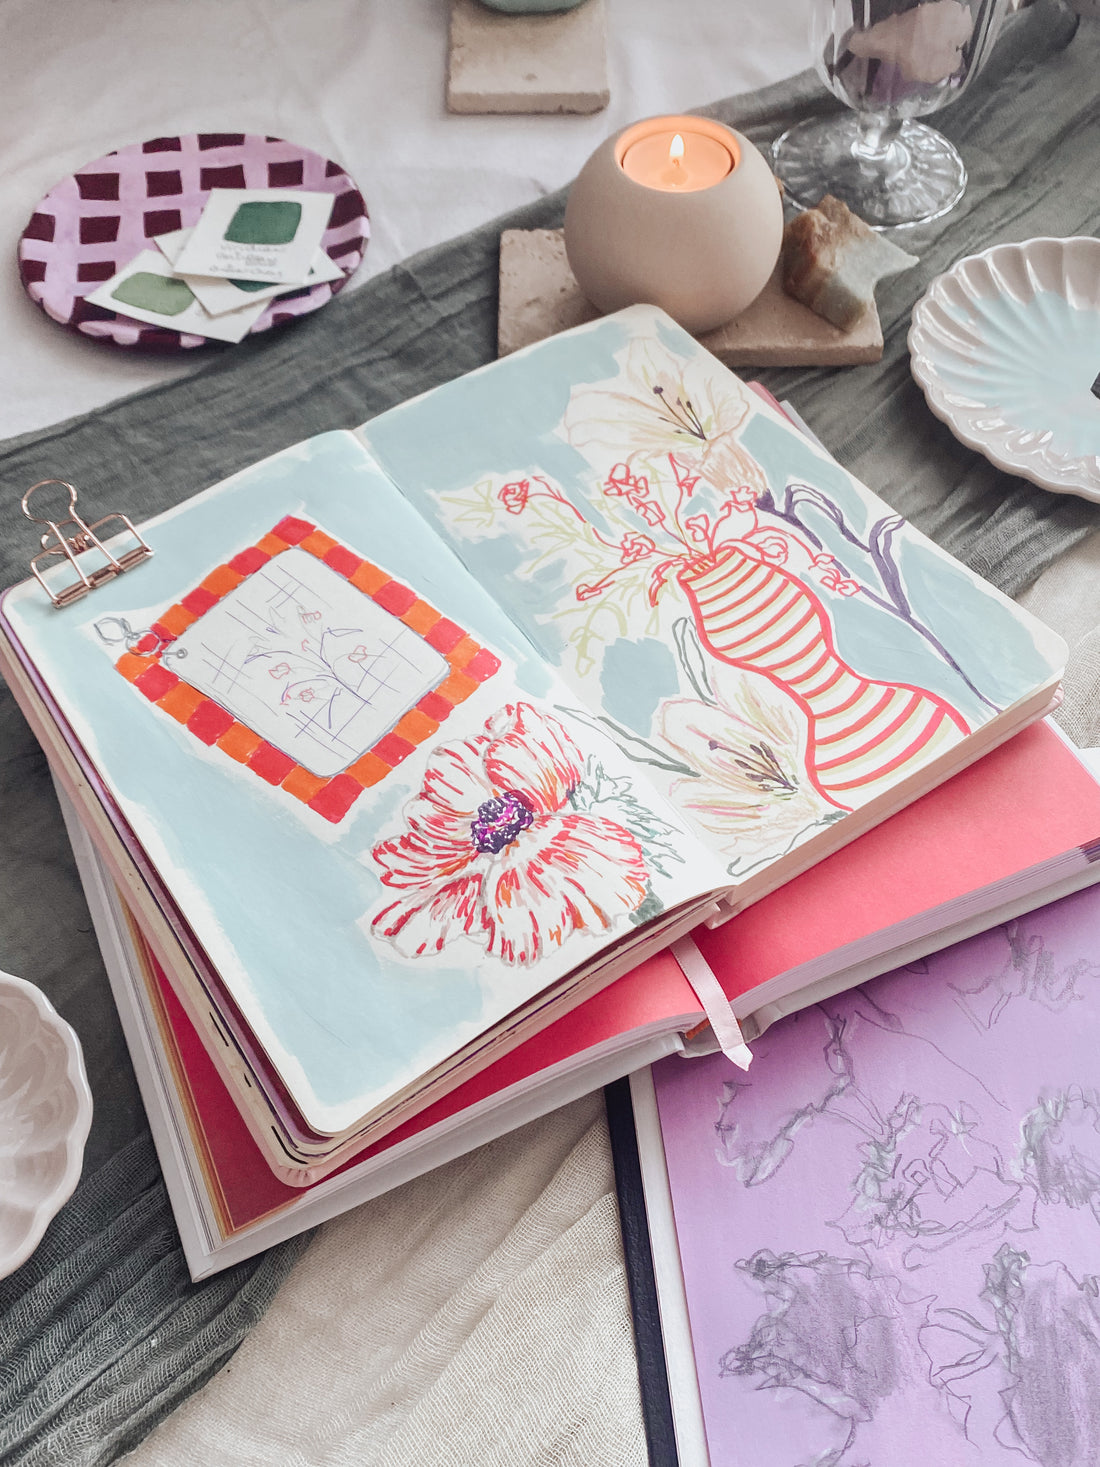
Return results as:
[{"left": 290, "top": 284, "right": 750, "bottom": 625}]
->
[{"left": 471, "top": 789, "right": 535, "bottom": 854}]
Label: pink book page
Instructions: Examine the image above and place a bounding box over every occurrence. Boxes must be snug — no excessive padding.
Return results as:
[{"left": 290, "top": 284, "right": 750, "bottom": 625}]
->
[
  {"left": 653, "top": 880, "right": 1100, "bottom": 1466},
  {"left": 694, "top": 720, "right": 1100, "bottom": 1002}
]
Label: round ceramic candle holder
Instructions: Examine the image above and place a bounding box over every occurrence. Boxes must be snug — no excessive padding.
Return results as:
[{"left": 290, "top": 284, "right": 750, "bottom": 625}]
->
[{"left": 563, "top": 116, "right": 783, "bottom": 335}]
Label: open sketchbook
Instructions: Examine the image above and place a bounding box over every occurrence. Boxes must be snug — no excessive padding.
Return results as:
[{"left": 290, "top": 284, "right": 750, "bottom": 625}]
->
[
  {"left": 0, "top": 306, "right": 1067, "bottom": 1179},
  {"left": 52, "top": 724, "right": 1100, "bottom": 1276},
  {"left": 628, "top": 873, "right": 1100, "bottom": 1467}
]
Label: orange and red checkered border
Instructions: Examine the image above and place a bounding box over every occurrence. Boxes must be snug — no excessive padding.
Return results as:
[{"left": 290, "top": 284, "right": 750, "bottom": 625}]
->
[{"left": 112, "top": 514, "right": 502, "bottom": 824}]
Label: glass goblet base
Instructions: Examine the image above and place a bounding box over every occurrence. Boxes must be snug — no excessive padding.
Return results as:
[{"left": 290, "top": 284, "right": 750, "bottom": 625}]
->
[{"left": 771, "top": 114, "right": 967, "bottom": 229}]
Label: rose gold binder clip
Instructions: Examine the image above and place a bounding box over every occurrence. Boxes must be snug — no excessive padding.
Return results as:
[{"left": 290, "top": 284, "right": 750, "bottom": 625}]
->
[{"left": 22, "top": 479, "right": 152, "bottom": 609}]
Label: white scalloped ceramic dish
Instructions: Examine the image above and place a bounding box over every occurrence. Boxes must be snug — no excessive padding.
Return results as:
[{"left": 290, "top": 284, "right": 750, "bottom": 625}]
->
[
  {"left": 909, "top": 237, "right": 1100, "bottom": 502},
  {"left": 0, "top": 971, "right": 92, "bottom": 1278}
]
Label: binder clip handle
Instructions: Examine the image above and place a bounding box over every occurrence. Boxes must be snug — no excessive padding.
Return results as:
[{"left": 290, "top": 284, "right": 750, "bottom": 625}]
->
[
  {"left": 22, "top": 478, "right": 79, "bottom": 528},
  {"left": 22, "top": 479, "right": 153, "bottom": 609}
]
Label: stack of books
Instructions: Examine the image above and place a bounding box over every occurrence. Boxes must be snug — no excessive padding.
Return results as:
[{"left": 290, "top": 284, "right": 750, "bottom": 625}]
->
[{"left": 3, "top": 306, "right": 1097, "bottom": 1279}]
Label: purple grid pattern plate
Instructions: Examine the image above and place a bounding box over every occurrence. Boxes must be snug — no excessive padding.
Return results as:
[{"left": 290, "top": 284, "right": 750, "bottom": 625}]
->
[{"left": 19, "top": 132, "right": 369, "bottom": 351}]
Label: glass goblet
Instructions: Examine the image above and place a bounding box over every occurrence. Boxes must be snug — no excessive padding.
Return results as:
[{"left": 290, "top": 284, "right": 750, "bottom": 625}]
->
[{"left": 772, "top": 0, "right": 1008, "bottom": 228}]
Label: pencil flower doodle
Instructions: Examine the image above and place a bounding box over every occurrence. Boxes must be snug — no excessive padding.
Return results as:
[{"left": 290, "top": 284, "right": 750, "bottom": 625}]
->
[{"left": 370, "top": 703, "right": 666, "bottom": 965}]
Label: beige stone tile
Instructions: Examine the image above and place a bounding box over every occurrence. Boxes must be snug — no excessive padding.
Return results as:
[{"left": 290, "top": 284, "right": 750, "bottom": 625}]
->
[
  {"left": 447, "top": 0, "right": 609, "bottom": 115},
  {"left": 498, "top": 227, "right": 884, "bottom": 366}
]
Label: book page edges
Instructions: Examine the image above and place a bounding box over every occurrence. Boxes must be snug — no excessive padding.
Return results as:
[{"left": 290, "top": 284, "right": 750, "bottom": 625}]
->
[
  {"left": 628, "top": 1068, "right": 712, "bottom": 1467},
  {"left": 64, "top": 774, "right": 694, "bottom": 1276}
]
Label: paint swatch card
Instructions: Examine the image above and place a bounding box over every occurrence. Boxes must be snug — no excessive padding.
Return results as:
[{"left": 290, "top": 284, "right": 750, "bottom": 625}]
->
[
  {"left": 85, "top": 250, "right": 269, "bottom": 342},
  {"left": 154, "top": 227, "right": 343, "bottom": 317},
  {"left": 172, "top": 188, "right": 335, "bottom": 285}
]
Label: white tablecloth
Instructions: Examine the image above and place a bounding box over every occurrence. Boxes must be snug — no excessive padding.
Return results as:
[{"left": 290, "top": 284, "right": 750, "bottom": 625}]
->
[
  {"left": 1, "top": 4, "right": 811, "bottom": 1462},
  {"left": 0, "top": 0, "right": 810, "bottom": 439}
]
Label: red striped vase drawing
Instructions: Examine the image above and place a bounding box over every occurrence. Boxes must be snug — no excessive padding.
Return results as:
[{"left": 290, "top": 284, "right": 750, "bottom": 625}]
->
[{"left": 678, "top": 547, "right": 971, "bottom": 809}]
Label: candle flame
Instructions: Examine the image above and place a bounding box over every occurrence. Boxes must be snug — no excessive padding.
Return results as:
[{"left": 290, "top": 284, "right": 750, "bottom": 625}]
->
[{"left": 669, "top": 133, "right": 685, "bottom": 165}]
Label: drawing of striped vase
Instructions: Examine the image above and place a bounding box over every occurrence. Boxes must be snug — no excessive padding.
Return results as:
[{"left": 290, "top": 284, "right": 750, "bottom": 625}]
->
[{"left": 678, "top": 547, "right": 970, "bottom": 809}]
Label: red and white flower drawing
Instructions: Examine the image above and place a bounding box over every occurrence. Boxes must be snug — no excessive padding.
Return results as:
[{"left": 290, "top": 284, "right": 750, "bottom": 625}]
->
[{"left": 370, "top": 703, "right": 652, "bottom": 965}]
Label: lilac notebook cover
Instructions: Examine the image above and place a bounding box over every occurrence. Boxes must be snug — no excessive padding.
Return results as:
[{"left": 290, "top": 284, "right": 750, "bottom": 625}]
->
[{"left": 653, "top": 881, "right": 1100, "bottom": 1466}]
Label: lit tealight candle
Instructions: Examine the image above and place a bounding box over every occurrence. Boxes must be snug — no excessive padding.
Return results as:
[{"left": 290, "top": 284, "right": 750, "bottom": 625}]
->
[
  {"left": 564, "top": 114, "right": 784, "bottom": 335},
  {"left": 620, "top": 126, "right": 734, "bottom": 193}
]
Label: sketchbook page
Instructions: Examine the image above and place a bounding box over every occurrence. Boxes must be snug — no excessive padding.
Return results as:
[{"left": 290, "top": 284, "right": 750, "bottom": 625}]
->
[
  {"left": 651, "top": 881, "right": 1100, "bottom": 1467},
  {"left": 1, "top": 430, "right": 724, "bottom": 1139},
  {"left": 360, "top": 305, "right": 1065, "bottom": 896}
]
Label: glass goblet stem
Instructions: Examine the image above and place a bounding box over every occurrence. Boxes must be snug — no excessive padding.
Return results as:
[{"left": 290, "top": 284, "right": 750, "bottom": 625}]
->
[{"left": 852, "top": 113, "right": 902, "bottom": 165}]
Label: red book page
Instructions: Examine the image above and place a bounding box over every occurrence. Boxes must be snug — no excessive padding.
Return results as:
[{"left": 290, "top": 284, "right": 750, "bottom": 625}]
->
[
  {"left": 140, "top": 934, "right": 700, "bottom": 1234},
  {"left": 694, "top": 722, "right": 1100, "bottom": 1002}
]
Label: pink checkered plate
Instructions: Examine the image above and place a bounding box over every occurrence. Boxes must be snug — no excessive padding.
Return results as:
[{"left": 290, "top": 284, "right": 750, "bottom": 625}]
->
[{"left": 19, "top": 132, "right": 369, "bottom": 351}]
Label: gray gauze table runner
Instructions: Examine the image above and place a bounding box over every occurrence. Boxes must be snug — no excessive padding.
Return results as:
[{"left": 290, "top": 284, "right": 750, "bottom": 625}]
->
[{"left": 0, "top": 7, "right": 1094, "bottom": 1463}]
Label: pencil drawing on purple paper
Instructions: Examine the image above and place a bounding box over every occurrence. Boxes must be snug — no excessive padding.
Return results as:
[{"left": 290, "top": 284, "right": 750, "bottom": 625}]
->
[{"left": 652, "top": 887, "right": 1100, "bottom": 1466}]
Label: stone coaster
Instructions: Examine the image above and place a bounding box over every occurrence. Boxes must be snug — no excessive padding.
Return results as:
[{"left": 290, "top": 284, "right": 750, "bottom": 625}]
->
[
  {"left": 447, "top": 0, "right": 609, "bottom": 115},
  {"left": 497, "top": 227, "right": 884, "bottom": 365}
]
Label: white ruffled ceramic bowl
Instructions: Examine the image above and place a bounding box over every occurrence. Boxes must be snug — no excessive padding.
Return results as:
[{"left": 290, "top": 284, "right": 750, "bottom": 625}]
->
[
  {"left": 0, "top": 971, "right": 92, "bottom": 1278},
  {"left": 909, "top": 237, "right": 1100, "bottom": 502}
]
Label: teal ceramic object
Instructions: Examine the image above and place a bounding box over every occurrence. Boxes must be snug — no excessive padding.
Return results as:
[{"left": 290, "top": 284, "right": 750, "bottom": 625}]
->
[
  {"left": 909, "top": 237, "right": 1100, "bottom": 502},
  {"left": 477, "top": 0, "right": 589, "bottom": 11}
]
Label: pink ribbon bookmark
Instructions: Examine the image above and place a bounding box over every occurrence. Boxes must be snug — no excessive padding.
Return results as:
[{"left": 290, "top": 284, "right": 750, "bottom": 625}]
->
[{"left": 671, "top": 935, "right": 753, "bottom": 1071}]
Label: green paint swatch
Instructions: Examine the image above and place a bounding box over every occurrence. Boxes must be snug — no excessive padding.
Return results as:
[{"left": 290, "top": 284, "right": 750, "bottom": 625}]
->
[
  {"left": 224, "top": 201, "right": 302, "bottom": 245},
  {"left": 229, "top": 279, "right": 271, "bottom": 293},
  {"left": 112, "top": 272, "right": 195, "bottom": 317}
]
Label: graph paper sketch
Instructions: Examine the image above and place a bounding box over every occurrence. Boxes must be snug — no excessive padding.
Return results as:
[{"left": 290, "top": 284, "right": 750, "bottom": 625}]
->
[
  {"left": 652, "top": 882, "right": 1100, "bottom": 1467},
  {"left": 165, "top": 547, "right": 448, "bottom": 777}
]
